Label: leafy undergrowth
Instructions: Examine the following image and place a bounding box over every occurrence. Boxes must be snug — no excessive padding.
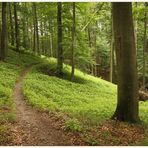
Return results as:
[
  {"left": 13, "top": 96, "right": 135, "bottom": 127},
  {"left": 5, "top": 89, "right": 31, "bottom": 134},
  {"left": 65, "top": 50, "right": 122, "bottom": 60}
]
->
[
  {"left": 23, "top": 57, "right": 148, "bottom": 145},
  {"left": 0, "top": 50, "right": 147, "bottom": 145},
  {"left": 24, "top": 58, "right": 117, "bottom": 126},
  {"left": 0, "top": 49, "right": 42, "bottom": 145}
]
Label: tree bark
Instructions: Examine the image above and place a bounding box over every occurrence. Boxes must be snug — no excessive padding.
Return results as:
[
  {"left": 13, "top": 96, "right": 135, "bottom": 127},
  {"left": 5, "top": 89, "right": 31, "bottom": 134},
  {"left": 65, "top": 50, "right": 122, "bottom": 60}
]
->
[
  {"left": 40, "top": 21, "right": 44, "bottom": 55},
  {"left": 32, "top": 4, "right": 36, "bottom": 54},
  {"left": 112, "top": 3, "right": 139, "bottom": 123},
  {"left": 70, "top": 2, "right": 76, "bottom": 80},
  {"left": 110, "top": 11, "right": 114, "bottom": 83},
  {"left": 57, "top": 2, "right": 63, "bottom": 76},
  {"left": 0, "top": 2, "right": 7, "bottom": 60},
  {"left": 33, "top": 3, "right": 40, "bottom": 55},
  {"left": 8, "top": 3, "right": 14, "bottom": 46},
  {"left": 14, "top": 2, "right": 19, "bottom": 52},
  {"left": 49, "top": 32, "right": 53, "bottom": 57}
]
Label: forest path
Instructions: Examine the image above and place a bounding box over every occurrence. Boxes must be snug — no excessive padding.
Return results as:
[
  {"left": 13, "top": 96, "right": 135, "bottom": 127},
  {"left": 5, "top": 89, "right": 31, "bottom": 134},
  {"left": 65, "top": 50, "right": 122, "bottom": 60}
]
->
[{"left": 12, "top": 65, "right": 72, "bottom": 146}]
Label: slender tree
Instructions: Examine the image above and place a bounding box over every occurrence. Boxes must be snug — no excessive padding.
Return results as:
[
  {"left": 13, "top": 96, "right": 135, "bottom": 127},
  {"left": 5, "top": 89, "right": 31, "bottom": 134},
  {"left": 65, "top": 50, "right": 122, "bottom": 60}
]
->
[
  {"left": 32, "top": 3, "right": 36, "bottom": 54},
  {"left": 14, "top": 2, "right": 19, "bottom": 52},
  {"left": 110, "top": 10, "right": 114, "bottom": 83},
  {"left": 112, "top": 3, "right": 139, "bottom": 122},
  {"left": 8, "top": 3, "right": 14, "bottom": 46},
  {"left": 71, "top": 2, "right": 76, "bottom": 80},
  {"left": 40, "top": 21, "right": 44, "bottom": 54},
  {"left": 0, "top": 2, "right": 7, "bottom": 60},
  {"left": 57, "top": 2, "right": 63, "bottom": 76},
  {"left": 33, "top": 3, "right": 40, "bottom": 55}
]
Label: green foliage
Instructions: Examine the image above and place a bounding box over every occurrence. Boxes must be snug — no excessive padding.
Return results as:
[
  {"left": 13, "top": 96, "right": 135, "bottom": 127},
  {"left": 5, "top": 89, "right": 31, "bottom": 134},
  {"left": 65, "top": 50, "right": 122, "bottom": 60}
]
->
[
  {"left": 24, "top": 57, "right": 117, "bottom": 127},
  {"left": 23, "top": 57, "right": 148, "bottom": 129},
  {"left": 65, "top": 118, "right": 82, "bottom": 132},
  {"left": 0, "top": 49, "right": 42, "bottom": 122}
]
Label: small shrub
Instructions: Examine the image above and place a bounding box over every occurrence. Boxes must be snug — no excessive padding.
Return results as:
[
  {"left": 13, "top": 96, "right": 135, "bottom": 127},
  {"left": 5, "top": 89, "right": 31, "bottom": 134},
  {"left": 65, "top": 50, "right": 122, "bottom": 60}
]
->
[{"left": 65, "top": 119, "right": 82, "bottom": 132}]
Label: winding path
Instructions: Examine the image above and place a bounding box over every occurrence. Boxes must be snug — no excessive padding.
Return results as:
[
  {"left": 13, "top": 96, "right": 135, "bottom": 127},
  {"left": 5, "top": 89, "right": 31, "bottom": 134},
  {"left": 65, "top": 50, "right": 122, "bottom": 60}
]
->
[{"left": 12, "top": 65, "right": 73, "bottom": 146}]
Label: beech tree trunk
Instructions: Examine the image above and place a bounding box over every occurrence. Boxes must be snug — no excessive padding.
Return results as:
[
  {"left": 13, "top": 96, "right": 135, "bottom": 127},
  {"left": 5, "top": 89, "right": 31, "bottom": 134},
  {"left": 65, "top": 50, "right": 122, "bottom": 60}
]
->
[
  {"left": 32, "top": 4, "right": 36, "bottom": 54},
  {"left": 0, "top": 2, "right": 7, "bottom": 60},
  {"left": 40, "top": 21, "right": 44, "bottom": 54},
  {"left": 57, "top": 2, "right": 63, "bottom": 76},
  {"left": 70, "top": 2, "right": 76, "bottom": 80},
  {"left": 14, "top": 2, "right": 19, "bottom": 52},
  {"left": 32, "top": 3, "right": 40, "bottom": 55},
  {"left": 9, "top": 3, "right": 14, "bottom": 46},
  {"left": 112, "top": 3, "right": 139, "bottom": 123},
  {"left": 110, "top": 12, "right": 114, "bottom": 83}
]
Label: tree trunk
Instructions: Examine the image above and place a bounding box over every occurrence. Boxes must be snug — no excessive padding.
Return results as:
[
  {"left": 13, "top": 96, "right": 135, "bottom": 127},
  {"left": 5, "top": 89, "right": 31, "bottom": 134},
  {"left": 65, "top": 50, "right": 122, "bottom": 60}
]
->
[
  {"left": 49, "top": 32, "right": 53, "bottom": 57},
  {"left": 134, "top": 2, "right": 138, "bottom": 52},
  {"left": 110, "top": 11, "right": 114, "bottom": 83},
  {"left": 0, "top": 2, "right": 7, "bottom": 61},
  {"left": 112, "top": 46, "right": 117, "bottom": 84},
  {"left": 70, "top": 2, "right": 76, "bottom": 80},
  {"left": 57, "top": 2, "right": 63, "bottom": 76},
  {"left": 32, "top": 4, "right": 36, "bottom": 54},
  {"left": 8, "top": 3, "right": 14, "bottom": 46},
  {"left": 112, "top": 3, "right": 139, "bottom": 123},
  {"left": 33, "top": 3, "right": 40, "bottom": 55},
  {"left": 40, "top": 21, "right": 44, "bottom": 55},
  {"left": 14, "top": 2, "right": 19, "bottom": 52}
]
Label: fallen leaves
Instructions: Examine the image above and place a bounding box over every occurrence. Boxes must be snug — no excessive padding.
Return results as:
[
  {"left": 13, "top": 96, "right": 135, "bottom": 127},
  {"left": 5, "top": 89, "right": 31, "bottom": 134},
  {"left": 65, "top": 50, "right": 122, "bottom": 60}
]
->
[{"left": 83, "top": 120, "right": 145, "bottom": 146}]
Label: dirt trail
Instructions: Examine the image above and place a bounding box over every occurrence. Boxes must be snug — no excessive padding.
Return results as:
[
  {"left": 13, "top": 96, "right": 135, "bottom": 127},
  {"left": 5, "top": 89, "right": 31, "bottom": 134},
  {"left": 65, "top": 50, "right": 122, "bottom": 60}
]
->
[{"left": 12, "top": 65, "right": 74, "bottom": 146}]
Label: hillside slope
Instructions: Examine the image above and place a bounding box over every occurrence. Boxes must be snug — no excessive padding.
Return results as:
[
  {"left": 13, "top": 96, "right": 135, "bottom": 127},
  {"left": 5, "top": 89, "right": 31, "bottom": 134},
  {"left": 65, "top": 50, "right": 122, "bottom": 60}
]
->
[
  {"left": 23, "top": 58, "right": 116, "bottom": 127},
  {"left": 23, "top": 57, "right": 148, "bottom": 127},
  {"left": 0, "top": 50, "right": 147, "bottom": 145}
]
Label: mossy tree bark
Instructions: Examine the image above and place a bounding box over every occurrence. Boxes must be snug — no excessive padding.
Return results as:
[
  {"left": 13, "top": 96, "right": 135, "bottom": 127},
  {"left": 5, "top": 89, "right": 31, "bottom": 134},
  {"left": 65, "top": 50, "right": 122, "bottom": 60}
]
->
[{"left": 112, "top": 3, "right": 139, "bottom": 123}]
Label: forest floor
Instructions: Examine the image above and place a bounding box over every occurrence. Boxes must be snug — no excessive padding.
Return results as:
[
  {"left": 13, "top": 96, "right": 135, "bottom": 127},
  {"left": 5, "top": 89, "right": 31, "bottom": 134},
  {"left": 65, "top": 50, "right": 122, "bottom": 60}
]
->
[
  {"left": 0, "top": 50, "right": 148, "bottom": 146},
  {"left": 10, "top": 65, "right": 79, "bottom": 145},
  {"left": 11, "top": 65, "right": 147, "bottom": 146}
]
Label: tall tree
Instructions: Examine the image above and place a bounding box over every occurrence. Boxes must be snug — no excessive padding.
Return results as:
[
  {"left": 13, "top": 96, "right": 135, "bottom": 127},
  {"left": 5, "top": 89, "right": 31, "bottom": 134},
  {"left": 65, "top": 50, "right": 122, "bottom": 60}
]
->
[
  {"left": 0, "top": 2, "right": 7, "bottom": 60},
  {"left": 8, "top": 3, "right": 14, "bottom": 46},
  {"left": 70, "top": 2, "right": 76, "bottom": 80},
  {"left": 14, "top": 2, "right": 19, "bottom": 52},
  {"left": 33, "top": 3, "right": 40, "bottom": 55},
  {"left": 32, "top": 3, "right": 36, "bottom": 54},
  {"left": 57, "top": 2, "right": 63, "bottom": 76},
  {"left": 40, "top": 21, "right": 44, "bottom": 54},
  {"left": 110, "top": 11, "right": 114, "bottom": 83},
  {"left": 112, "top": 3, "right": 139, "bottom": 122}
]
